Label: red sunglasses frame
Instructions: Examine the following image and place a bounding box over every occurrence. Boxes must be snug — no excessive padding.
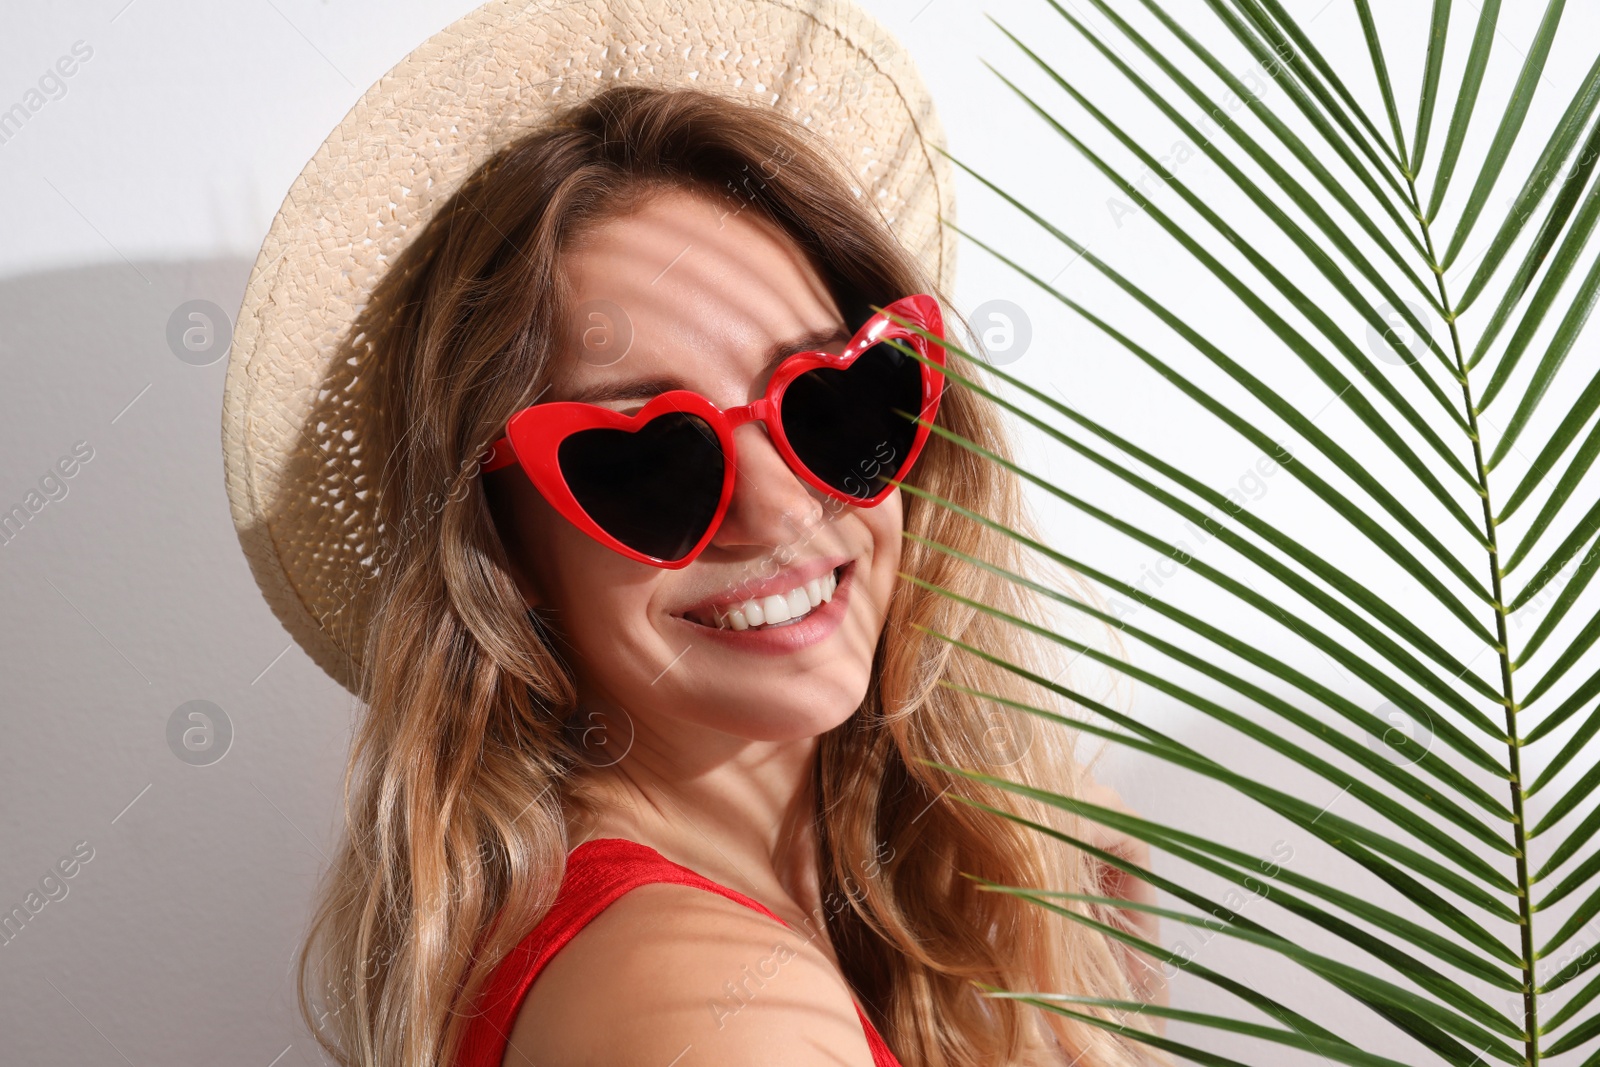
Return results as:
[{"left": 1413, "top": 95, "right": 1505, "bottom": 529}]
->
[{"left": 478, "top": 293, "right": 946, "bottom": 569}]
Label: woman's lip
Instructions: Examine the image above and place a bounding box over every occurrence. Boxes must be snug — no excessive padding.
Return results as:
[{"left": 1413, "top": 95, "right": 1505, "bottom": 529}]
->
[
  {"left": 669, "top": 561, "right": 855, "bottom": 654},
  {"left": 672, "top": 555, "right": 850, "bottom": 622}
]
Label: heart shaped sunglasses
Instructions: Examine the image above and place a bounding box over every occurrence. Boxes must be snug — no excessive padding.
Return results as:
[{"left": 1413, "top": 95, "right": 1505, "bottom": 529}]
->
[{"left": 478, "top": 294, "right": 946, "bottom": 568}]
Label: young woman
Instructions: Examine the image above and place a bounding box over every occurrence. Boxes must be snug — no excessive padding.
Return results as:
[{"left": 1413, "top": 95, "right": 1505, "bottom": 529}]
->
[{"left": 296, "top": 84, "right": 1166, "bottom": 1067}]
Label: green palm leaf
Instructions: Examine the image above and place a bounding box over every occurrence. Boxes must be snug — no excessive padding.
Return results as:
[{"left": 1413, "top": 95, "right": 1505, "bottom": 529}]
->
[{"left": 885, "top": 2, "right": 1600, "bottom": 1061}]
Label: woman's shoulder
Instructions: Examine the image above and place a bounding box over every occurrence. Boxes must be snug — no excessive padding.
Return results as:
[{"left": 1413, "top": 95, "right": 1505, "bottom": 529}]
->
[{"left": 504, "top": 879, "right": 881, "bottom": 1066}]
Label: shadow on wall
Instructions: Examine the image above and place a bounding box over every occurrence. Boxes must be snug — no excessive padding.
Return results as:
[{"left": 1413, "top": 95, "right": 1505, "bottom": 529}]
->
[
  {"left": 0, "top": 253, "right": 346, "bottom": 713},
  {"left": 0, "top": 256, "right": 254, "bottom": 554},
  {"left": 0, "top": 254, "right": 366, "bottom": 1067}
]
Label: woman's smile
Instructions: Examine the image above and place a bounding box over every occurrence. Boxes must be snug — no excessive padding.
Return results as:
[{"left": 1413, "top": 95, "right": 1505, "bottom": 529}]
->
[{"left": 670, "top": 559, "right": 857, "bottom": 654}]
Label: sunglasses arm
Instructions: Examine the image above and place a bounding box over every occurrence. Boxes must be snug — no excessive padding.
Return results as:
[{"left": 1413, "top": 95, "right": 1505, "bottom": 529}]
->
[{"left": 479, "top": 435, "right": 519, "bottom": 474}]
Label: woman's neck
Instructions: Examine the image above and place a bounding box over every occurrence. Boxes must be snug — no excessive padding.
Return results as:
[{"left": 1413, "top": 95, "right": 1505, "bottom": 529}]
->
[{"left": 561, "top": 720, "right": 832, "bottom": 944}]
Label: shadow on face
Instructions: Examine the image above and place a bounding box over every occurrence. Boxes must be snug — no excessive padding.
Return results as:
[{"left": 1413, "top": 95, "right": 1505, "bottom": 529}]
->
[{"left": 485, "top": 185, "right": 904, "bottom": 758}]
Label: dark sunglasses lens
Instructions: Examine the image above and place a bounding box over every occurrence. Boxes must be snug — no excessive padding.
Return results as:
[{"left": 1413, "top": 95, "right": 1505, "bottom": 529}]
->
[
  {"left": 780, "top": 339, "right": 926, "bottom": 500},
  {"left": 559, "top": 413, "right": 724, "bottom": 562}
]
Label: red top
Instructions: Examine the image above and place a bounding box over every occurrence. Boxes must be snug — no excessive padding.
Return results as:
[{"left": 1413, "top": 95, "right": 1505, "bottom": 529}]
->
[{"left": 454, "top": 836, "right": 902, "bottom": 1067}]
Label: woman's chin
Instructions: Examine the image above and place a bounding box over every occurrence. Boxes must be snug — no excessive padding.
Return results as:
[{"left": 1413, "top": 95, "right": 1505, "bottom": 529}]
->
[{"left": 689, "top": 694, "right": 867, "bottom": 744}]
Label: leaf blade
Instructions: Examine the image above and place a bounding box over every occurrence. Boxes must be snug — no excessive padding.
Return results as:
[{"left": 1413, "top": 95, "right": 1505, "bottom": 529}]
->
[
  {"left": 1441, "top": 0, "right": 1570, "bottom": 267},
  {"left": 1426, "top": 0, "right": 1503, "bottom": 222},
  {"left": 1411, "top": 0, "right": 1455, "bottom": 173}
]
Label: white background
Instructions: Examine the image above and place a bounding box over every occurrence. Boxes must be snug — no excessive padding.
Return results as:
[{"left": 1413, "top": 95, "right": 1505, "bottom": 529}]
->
[{"left": 4, "top": 1, "right": 1599, "bottom": 1064}]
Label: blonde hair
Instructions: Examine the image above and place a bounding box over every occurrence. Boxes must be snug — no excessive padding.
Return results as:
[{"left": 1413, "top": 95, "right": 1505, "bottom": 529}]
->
[{"left": 296, "top": 83, "right": 1164, "bottom": 1067}]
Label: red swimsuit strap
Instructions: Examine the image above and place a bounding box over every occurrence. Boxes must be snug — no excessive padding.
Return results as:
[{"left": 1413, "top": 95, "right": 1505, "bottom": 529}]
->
[{"left": 454, "top": 837, "right": 901, "bottom": 1067}]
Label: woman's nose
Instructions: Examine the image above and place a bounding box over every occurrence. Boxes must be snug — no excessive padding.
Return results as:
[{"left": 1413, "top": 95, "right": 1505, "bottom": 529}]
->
[{"left": 708, "top": 421, "right": 829, "bottom": 554}]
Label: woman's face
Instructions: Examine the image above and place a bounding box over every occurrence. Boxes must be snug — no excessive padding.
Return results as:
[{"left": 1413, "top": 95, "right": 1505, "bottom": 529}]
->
[{"left": 488, "top": 185, "right": 902, "bottom": 751}]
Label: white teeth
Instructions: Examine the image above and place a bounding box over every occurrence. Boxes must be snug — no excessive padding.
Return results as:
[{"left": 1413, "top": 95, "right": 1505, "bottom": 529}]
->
[
  {"left": 700, "top": 568, "right": 840, "bottom": 631},
  {"left": 760, "top": 593, "right": 791, "bottom": 625}
]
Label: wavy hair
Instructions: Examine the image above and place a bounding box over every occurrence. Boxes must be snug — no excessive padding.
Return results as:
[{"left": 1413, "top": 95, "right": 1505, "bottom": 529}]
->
[{"left": 296, "top": 83, "right": 1164, "bottom": 1067}]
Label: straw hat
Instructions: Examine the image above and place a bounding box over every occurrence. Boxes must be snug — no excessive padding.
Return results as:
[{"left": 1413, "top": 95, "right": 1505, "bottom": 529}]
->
[{"left": 221, "top": 0, "right": 958, "bottom": 694}]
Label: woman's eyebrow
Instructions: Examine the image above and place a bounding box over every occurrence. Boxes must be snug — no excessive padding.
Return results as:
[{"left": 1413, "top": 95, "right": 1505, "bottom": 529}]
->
[{"left": 562, "top": 323, "right": 851, "bottom": 405}]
